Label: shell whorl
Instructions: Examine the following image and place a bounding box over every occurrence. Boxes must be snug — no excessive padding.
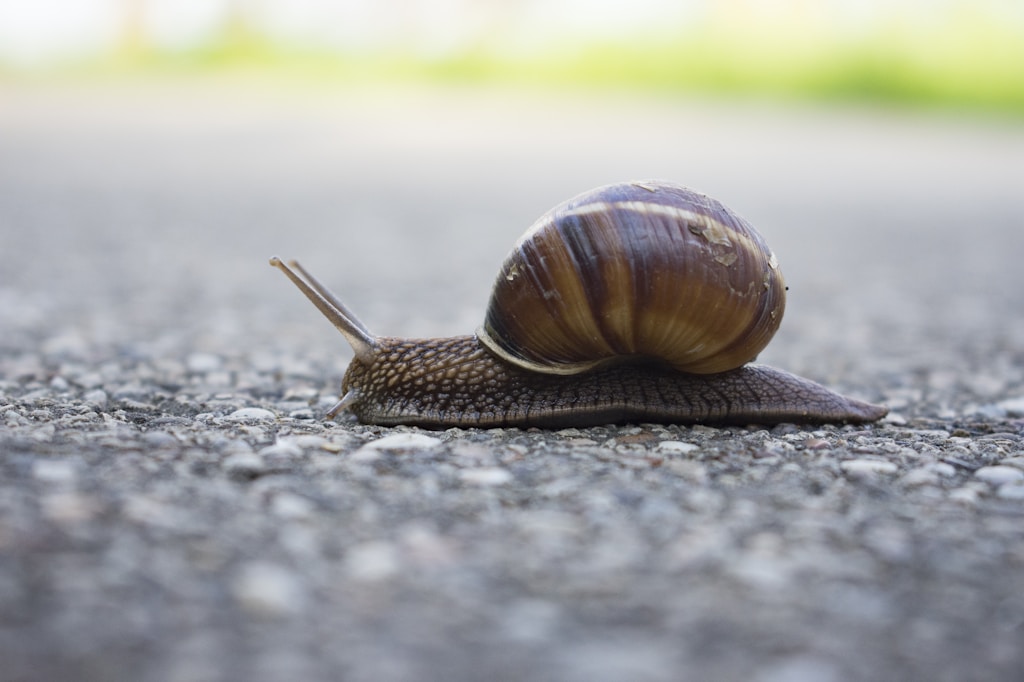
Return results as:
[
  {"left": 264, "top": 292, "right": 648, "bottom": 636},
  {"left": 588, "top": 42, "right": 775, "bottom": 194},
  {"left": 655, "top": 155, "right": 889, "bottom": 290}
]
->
[{"left": 477, "top": 181, "right": 787, "bottom": 376}]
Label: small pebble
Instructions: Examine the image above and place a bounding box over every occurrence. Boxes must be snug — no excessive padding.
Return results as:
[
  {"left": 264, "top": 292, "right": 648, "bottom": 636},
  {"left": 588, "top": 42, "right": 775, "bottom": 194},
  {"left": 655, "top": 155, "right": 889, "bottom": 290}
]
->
[
  {"left": 974, "top": 466, "right": 1024, "bottom": 486},
  {"left": 232, "top": 562, "right": 305, "bottom": 617},
  {"left": 909, "top": 429, "right": 952, "bottom": 440},
  {"left": 900, "top": 468, "right": 940, "bottom": 488},
  {"left": 270, "top": 492, "right": 316, "bottom": 520},
  {"left": 225, "top": 407, "right": 276, "bottom": 422},
  {"left": 506, "top": 444, "right": 529, "bottom": 457},
  {"left": 948, "top": 489, "right": 977, "bottom": 505},
  {"left": 289, "top": 437, "right": 332, "bottom": 453},
  {"left": 5, "top": 410, "right": 27, "bottom": 427},
  {"left": 1001, "top": 456, "right": 1024, "bottom": 471},
  {"left": 657, "top": 440, "right": 699, "bottom": 454},
  {"left": 186, "top": 352, "right": 223, "bottom": 373},
  {"left": 283, "top": 386, "right": 319, "bottom": 400},
  {"left": 258, "top": 439, "right": 305, "bottom": 459},
  {"left": 400, "top": 525, "right": 458, "bottom": 567},
  {"left": 928, "top": 462, "right": 958, "bottom": 478},
  {"left": 34, "top": 459, "right": 78, "bottom": 484},
  {"left": 349, "top": 447, "right": 383, "bottom": 463},
  {"left": 997, "top": 396, "right": 1024, "bottom": 417},
  {"left": 665, "top": 459, "right": 708, "bottom": 483},
  {"left": 360, "top": 433, "right": 443, "bottom": 452},
  {"left": 122, "top": 495, "right": 178, "bottom": 527},
  {"left": 973, "top": 404, "right": 1007, "bottom": 419},
  {"left": 83, "top": 388, "right": 108, "bottom": 408},
  {"left": 112, "top": 383, "right": 151, "bottom": 401},
  {"left": 450, "top": 441, "right": 495, "bottom": 463},
  {"left": 344, "top": 541, "right": 400, "bottom": 582},
  {"left": 75, "top": 372, "right": 103, "bottom": 389},
  {"left": 142, "top": 431, "right": 179, "bottom": 448},
  {"left": 996, "top": 483, "right": 1024, "bottom": 500},
  {"left": 841, "top": 459, "right": 898, "bottom": 476},
  {"left": 41, "top": 492, "right": 100, "bottom": 523},
  {"left": 882, "top": 412, "right": 907, "bottom": 425},
  {"left": 223, "top": 452, "right": 265, "bottom": 479},
  {"left": 459, "top": 467, "right": 513, "bottom": 486},
  {"left": 350, "top": 432, "right": 444, "bottom": 460}
]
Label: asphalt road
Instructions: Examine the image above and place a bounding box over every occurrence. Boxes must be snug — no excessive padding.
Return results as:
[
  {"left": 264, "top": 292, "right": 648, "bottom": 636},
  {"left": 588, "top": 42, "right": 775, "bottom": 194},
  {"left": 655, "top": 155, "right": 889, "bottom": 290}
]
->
[{"left": 2, "top": 80, "right": 1024, "bottom": 681}]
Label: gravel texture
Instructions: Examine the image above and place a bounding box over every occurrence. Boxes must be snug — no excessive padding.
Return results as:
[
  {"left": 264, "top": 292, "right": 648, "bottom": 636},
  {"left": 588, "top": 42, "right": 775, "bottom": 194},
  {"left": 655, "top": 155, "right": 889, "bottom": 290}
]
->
[{"left": 2, "top": 82, "right": 1024, "bottom": 681}]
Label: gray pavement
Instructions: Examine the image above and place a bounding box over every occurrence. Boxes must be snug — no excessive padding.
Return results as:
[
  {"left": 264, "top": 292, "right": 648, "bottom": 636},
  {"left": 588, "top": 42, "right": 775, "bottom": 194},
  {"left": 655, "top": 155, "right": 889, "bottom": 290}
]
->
[{"left": 2, "top": 81, "right": 1024, "bottom": 681}]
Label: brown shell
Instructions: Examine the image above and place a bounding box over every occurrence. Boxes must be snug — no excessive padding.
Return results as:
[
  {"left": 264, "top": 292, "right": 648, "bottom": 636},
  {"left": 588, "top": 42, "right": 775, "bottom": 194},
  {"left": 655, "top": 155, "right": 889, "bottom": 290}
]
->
[{"left": 476, "top": 180, "right": 786, "bottom": 375}]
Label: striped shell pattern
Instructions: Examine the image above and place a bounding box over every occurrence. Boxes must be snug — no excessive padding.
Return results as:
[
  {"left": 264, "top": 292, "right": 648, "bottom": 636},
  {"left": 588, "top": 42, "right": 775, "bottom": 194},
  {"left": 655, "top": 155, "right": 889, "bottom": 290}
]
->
[{"left": 477, "top": 180, "right": 787, "bottom": 376}]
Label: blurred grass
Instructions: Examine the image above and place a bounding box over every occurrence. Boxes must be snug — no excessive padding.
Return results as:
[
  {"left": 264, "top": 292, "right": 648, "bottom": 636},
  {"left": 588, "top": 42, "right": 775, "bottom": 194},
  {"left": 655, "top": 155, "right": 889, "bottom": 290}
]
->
[{"left": 3, "top": 7, "right": 1023, "bottom": 118}]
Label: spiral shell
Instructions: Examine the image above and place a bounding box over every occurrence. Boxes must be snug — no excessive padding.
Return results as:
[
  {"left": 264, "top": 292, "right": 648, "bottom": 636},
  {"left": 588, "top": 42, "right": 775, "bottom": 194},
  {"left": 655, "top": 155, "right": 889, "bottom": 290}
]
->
[{"left": 477, "top": 180, "right": 786, "bottom": 375}]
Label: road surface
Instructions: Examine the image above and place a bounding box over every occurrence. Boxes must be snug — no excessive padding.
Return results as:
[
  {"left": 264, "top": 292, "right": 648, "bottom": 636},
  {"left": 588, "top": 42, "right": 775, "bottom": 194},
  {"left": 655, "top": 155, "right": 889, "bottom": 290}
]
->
[{"left": 2, "top": 80, "right": 1024, "bottom": 681}]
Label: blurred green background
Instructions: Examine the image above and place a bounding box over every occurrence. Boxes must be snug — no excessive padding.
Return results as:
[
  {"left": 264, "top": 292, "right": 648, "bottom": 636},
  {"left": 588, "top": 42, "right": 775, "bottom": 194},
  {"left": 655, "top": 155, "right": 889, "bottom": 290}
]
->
[{"left": 1, "top": 0, "right": 1022, "bottom": 116}]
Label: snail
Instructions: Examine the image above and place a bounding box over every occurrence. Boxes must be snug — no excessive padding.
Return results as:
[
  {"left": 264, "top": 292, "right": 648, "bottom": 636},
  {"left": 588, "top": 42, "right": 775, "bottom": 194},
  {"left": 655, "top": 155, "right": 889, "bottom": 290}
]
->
[{"left": 270, "top": 180, "right": 887, "bottom": 428}]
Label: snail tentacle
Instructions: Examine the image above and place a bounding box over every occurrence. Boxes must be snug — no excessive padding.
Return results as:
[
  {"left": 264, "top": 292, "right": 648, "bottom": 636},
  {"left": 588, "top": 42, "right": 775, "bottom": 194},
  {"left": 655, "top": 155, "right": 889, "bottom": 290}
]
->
[
  {"left": 287, "top": 259, "right": 372, "bottom": 337},
  {"left": 269, "top": 256, "right": 376, "bottom": 365},
  {"left": 326, "top": 390, "right": 362, "bottom": 419}
]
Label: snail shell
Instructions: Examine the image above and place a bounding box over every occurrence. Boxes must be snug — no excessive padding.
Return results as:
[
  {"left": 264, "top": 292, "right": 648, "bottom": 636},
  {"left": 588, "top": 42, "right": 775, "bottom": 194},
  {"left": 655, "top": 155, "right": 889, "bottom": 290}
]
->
[
  {"left": 269, "top": 180, "right": 887, "bottom": 428},
  {"left": 478, "top": 181, "right": 785, "bottom": 375}
]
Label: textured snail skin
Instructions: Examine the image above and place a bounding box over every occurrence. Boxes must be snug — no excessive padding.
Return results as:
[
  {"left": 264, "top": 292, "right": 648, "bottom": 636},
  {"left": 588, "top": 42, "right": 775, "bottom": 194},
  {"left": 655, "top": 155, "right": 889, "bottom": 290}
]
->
[{"left": 341, "top": 335, "right": 888, "bottom": 428}]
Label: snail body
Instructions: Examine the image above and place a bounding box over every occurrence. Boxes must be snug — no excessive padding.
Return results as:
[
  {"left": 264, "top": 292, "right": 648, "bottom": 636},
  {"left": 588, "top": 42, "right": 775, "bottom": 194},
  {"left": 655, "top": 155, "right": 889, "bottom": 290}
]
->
[{"left": 271, "top": 181, "right": 886, "bottom": 428}]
